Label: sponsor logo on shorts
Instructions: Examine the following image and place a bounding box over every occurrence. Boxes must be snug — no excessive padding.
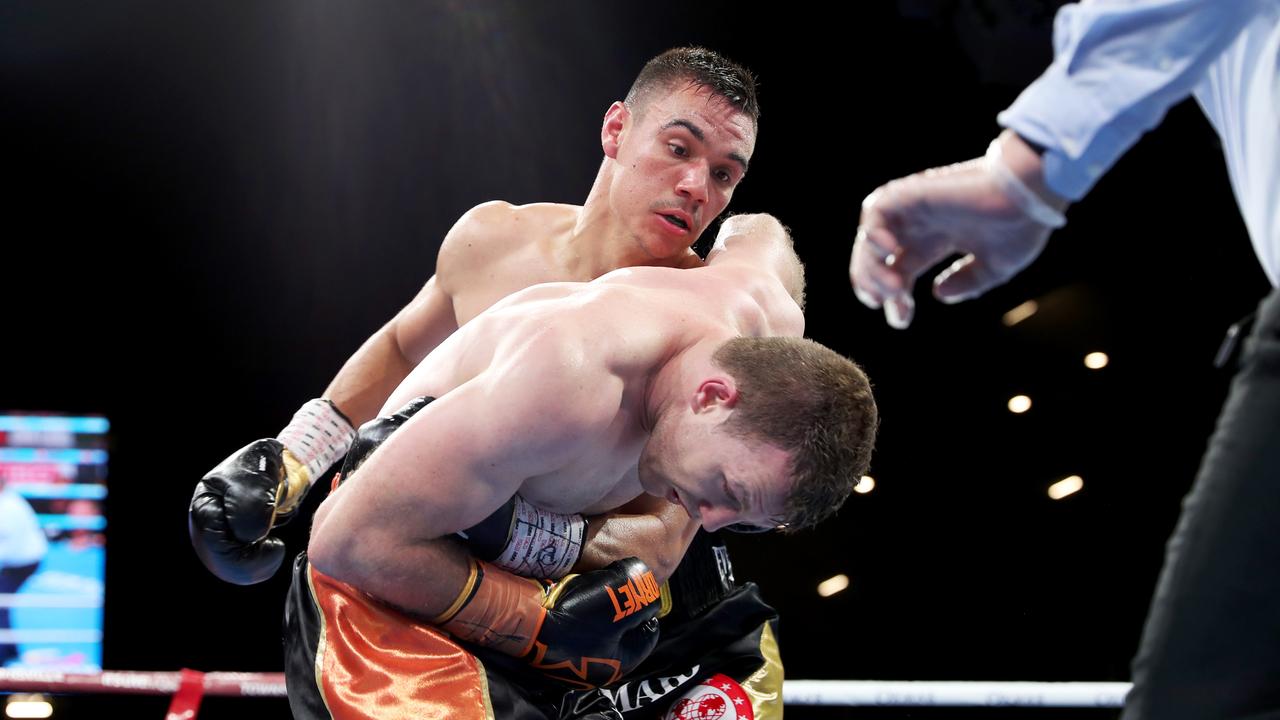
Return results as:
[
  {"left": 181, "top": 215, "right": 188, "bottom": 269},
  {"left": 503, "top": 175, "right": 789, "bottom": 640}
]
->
[
  {"left": 596, "top": 664, "right": 701, "bottom": 713},
  {"left": 665, "top": 674, "right": 753, "bottom": 720}
]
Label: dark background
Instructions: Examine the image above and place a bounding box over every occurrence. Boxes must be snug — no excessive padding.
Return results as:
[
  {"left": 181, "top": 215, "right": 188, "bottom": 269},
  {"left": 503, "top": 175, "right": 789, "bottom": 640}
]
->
[{"left": 2, "top": 1, "right": 1270, "bottom": 717}]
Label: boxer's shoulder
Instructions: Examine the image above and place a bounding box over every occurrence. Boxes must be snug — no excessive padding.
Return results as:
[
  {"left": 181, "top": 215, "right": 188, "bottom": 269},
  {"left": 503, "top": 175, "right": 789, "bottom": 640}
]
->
[
  {"left": 438, "top": 201, "right": 578, "bottom": 286},
  {"left": 450, "top": 201, "right": 577, "bottom": 245}
]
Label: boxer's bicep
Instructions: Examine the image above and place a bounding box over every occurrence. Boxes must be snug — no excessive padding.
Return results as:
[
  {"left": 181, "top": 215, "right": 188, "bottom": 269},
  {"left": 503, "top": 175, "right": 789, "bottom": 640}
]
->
[
  {"left": 387, "top": 202, "right": 511, "bottom": 364},
  {"left": 388, "top": 275, "right": 460, "bottom": 368},
  {"left": 307, "top": 380, "right": 574, "bottom": 613},
  {"left": 321, "top": 365, "right": 614, "bottom": 549},
  {"left": 320, "top": 209, "right": 502, "bottom": 426},
  {"left": 317, "top": 396, "right": 518, "bottom": 547}
]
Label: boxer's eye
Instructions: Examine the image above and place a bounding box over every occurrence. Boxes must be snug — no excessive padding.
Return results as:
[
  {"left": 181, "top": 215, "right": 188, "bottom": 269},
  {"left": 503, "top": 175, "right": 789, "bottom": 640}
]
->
[{"left": 724, "top": 522, "right": 786, "bottom": 534}]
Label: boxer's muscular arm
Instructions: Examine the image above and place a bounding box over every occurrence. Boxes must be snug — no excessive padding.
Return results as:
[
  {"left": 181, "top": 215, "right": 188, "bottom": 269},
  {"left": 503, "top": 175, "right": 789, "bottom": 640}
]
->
[
  {"left": 322, "top": 202, "right": 512, "bottom": 426},
  {"left": 309, "top": 347, "right": 623, "bottom": 617},
  {"left": 708, "top": 213, "right": 806, "bottom": 337},
  {"left": 578, "top": 494, "right": 699, "bottom": 584},
  {"left": 320, "top": 276, "right": 456, "bottom": 427}
]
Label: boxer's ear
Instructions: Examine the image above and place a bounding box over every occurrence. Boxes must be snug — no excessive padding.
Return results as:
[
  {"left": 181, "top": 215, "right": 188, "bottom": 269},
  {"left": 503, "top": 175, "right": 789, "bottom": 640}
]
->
[
  {"left": 602, "top": 101, "right": 629, "bottom": 159},
  {"left": 692, "top": 378, "right": 739, "bottom": 413}
]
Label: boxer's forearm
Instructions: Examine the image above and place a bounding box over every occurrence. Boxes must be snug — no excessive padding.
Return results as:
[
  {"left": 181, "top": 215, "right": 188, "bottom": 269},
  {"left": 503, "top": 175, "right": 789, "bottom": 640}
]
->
[
  {"left": 576, "top": 497, "right": 698, "bottom": 584},
  {"left": 308, "top": 379, "right": 539, "bottom": 616},
  {"left": 324, "top": 275, "right": 459, "bottom": 427},
  {"left": 323, "top": 324, "right": 420, "bottom": 427},
  {"left": 309, "top": 520, "right": 473, "bottom": 619}
]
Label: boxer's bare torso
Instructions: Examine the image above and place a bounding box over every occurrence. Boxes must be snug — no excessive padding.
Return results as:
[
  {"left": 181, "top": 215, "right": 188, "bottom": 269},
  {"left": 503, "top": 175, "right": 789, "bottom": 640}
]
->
[
  {"left": 309, "top": 213, "right": 801, "bottom": 609},
  {"left": 374, "top": 213, "right": 799, "bottom": 519},
  {"left": 385, "top": 260, "right": 788, "bottom": 518},
  {"left": 356, "top": 200, "right": 705, "bottom": 406},
  {"left": 443, "top": 202, "right": 703, "bottom": 327}
]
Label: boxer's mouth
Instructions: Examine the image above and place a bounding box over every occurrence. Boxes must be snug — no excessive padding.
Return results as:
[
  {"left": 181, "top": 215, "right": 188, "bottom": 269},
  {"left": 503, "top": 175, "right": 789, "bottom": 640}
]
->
[
  {"left": 668, "top": 487, "right": 695, "bottom": 519},
  {"left": 662, "top": 213, "right": 689, "bottom": 230}
]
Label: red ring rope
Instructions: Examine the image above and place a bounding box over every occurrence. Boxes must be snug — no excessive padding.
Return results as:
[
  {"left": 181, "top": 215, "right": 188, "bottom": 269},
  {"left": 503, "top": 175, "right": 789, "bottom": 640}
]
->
[{"left": 0, "top": 669, "right": 286, "bottom": 697}]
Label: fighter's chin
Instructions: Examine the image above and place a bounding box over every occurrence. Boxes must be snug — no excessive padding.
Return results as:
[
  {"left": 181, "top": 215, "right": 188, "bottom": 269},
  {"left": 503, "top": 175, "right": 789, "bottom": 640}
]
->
[
  {"left": 636, "top": 468, "right": 657, "bottom": 498},
  {"left": 636, "top": 450, "right": 664, "bottom": 498},
  {"left": 636, "top": 230, "right": 696, "bottom": 262}
]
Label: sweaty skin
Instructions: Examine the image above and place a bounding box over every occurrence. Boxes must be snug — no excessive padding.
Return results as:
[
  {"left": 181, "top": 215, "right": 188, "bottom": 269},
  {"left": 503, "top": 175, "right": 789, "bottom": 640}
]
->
[
  {"left": 317, "top": 82, "right": 760, "bottom": 581},
  {"left": 308, "top": 214, "right": 803, "bottom": 621}
]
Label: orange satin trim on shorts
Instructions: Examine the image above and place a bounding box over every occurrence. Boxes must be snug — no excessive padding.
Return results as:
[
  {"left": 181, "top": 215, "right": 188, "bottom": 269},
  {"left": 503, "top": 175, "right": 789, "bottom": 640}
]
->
[{"left": 308, "top": 565, "right": 497, "bottom": 720}]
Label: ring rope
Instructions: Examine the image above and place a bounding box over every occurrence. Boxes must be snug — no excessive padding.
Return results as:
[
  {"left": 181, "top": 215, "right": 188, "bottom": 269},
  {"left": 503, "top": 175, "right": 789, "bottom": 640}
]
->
[
  {"left": 785, "top": 680, "right": 1130, "bottom": 707},
  {"left": 0, "top": 671, "right": 1130, "bottom": 707},
  {"left": 0, "top": 669, "right": 286, "bottom": 697}
]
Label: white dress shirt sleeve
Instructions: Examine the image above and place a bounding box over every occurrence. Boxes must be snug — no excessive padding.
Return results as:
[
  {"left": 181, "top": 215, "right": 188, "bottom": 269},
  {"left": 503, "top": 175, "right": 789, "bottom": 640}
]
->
[{"left": 997, "top": 0, "right": 1264, "bottom": 201}]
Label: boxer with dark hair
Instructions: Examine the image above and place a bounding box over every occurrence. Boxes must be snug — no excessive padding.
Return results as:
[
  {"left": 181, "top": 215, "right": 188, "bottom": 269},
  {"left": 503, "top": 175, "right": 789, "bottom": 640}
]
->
[
  {"left": 289, "top": 213, "right": 875, "bottom": 719},
  {"left": 192, "top": 47, "right": 867, "bottom": 719}
]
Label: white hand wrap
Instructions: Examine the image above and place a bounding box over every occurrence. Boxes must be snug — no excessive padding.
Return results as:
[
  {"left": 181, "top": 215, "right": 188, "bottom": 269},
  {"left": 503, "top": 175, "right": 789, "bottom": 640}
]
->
[
  {"left": 491, "top": 495, "right": 586, "bottom": 580},
  {"left": 276, "top": 398, "right": 356, "bottom": 487},
  {"left": 985, "top": 139, "right": 1067, "bottom": 229}
]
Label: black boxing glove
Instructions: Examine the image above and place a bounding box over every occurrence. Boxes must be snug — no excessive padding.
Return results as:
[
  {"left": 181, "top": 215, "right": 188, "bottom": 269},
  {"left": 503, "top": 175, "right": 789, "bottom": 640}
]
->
[
  {"left": 336, "top": 396, "right": 434, "bottom": 482},
  {"left": 189, "top": 398, "right": 354, "bottom": 585},
  {"left": 437, "top": 557, "right": 662, "bottom": 689}
]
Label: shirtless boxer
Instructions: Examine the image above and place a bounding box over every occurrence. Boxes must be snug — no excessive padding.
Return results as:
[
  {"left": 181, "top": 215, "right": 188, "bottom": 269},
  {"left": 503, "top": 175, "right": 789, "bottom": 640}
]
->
[
  {"left": 285, "top": 213, "right": 876, "bottom": 719},
  {"left": 192, "top": 48, "right": 823, "bottom": 719}
]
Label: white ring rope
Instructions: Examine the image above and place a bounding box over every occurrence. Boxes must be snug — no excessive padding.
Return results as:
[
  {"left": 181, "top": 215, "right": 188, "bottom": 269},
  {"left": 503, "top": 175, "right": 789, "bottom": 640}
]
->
[
  {"left": 785, "top": 680, "right": 1130, "bottom": 707},
  {"left": 0, "top": 671, "right": 1131, "bottom": 707}
]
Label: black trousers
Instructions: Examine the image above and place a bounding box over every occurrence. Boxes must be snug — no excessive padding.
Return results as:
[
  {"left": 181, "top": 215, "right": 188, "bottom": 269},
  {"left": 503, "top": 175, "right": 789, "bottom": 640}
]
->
[{"left": 1123, "top": 287, "right": 1280, "bottom": 719}]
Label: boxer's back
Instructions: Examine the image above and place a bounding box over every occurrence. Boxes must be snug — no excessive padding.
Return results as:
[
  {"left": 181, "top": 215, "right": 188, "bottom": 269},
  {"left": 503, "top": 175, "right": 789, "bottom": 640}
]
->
[
  {"left": 387, "top": 249, "right": 790, "bottom": 414},
  {"left": 440, "top": 201, "right": 704, "bottom": 328},
  {"left": 379, "top": 247, "right": 796, "bottom": 514}
]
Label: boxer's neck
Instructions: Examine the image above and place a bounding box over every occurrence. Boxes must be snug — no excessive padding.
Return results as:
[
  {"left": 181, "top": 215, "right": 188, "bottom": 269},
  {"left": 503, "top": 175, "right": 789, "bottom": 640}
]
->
[
  {"left": 573, "top": 171, "right": 701, "bottom": 278},
  {"left": 640, "top": 338, "right": 730, "bottom": 435},
  {"left": 559, "top": 211, "right": 647, "bottom": 280}
]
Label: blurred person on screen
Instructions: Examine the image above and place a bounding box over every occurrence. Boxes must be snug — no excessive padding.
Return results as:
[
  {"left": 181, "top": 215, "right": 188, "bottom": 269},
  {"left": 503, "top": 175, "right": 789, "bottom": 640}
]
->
[{"left": 0, "top": 473, "right": 49, "bottom": 666}]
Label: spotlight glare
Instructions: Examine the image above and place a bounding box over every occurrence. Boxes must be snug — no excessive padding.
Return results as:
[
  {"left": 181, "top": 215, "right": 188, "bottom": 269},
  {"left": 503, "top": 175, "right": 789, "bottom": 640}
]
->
[
  {"left": 1007, "top": 395, "right": 1032, "bottom": 414},
  {"left": 5, "top": 696, "right": 53, "bottom": 720},
  {"left": 817, "top": 574, "right": 850, "bottom": 597},
  {"left": 1002, "top": 300, "right": 1039, "bottom": 326},
  {"left": 1048, "top": 475, "right": 1084, "bottom": 500},
  {"left": 1084, "top": 351, "right": 1109, "bottom": 369},
  {"left": 854, "top": 475, "right": 875, "bottom": 494}
]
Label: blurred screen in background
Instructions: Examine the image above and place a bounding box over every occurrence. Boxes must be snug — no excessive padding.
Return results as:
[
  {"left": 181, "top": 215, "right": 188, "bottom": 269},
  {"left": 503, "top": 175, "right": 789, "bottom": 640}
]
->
[{"left": 0, "top": 413, "right": 107, "bottom": 671}]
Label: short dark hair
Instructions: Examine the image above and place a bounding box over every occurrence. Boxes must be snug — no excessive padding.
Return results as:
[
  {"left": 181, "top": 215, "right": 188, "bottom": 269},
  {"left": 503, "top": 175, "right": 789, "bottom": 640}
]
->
[
  {"left": 625, "top": 47, "right": 760, "bottom": 125},
  {"left": 713, "top": 337, "right": 878, "bottom": 531}
]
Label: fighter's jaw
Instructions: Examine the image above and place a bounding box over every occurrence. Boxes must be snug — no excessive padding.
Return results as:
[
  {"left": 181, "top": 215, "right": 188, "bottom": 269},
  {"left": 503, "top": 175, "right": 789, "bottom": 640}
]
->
[
  {"left": 632, "top": 225, "right": 697, "bottom": 264},
  {"left": 636, "top": 453, "right": 690, "bottom": 516},
  {"left": 635, "top": 448, "right": 662, "bottom": 498}
]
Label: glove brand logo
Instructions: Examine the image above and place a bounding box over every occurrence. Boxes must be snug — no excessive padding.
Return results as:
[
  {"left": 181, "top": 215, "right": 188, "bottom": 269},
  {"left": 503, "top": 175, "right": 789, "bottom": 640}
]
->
[
  {"left": 526, "top": 642, "right": 625, "bottom": 689},
  {"left": 606, "top": 570, "right": 661, "bottom": 621}
]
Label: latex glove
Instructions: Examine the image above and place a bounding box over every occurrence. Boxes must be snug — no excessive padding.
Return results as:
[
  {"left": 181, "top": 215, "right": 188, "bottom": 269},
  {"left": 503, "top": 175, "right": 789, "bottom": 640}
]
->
[{"left": 850, "top": 130, "right": 1069, "bottom": 329}]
